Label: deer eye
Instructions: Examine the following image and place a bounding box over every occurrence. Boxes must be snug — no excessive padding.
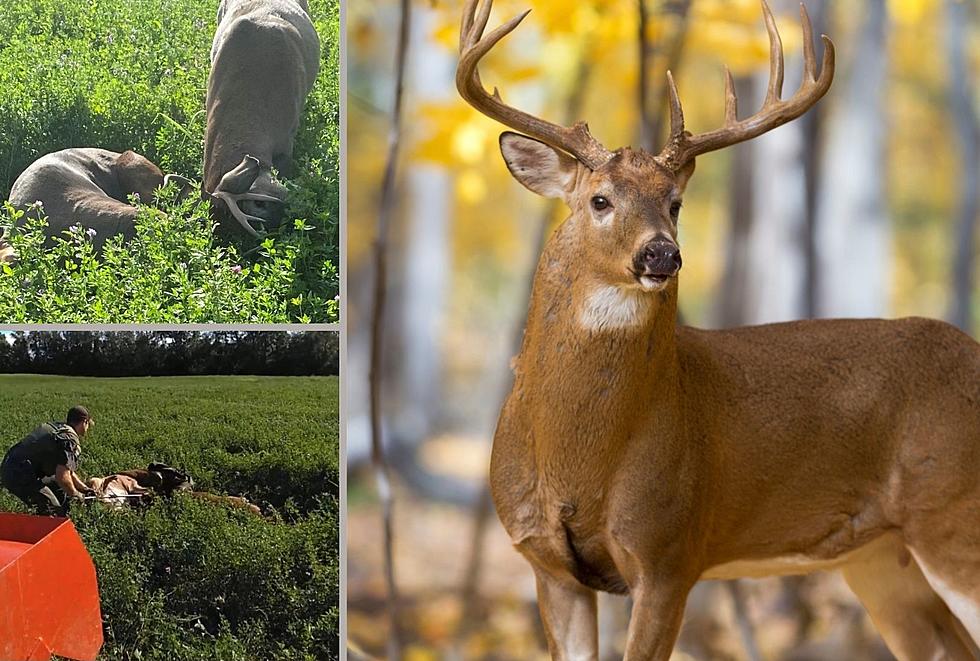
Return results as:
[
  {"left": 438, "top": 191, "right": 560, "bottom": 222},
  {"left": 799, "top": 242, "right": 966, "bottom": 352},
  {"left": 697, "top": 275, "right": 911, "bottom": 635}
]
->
[
  {"left": 670, "top": 200, "right": 682, "bottom": 220},
  {"left": 591, "top": 196, "right": 610, "bottom": 211}
]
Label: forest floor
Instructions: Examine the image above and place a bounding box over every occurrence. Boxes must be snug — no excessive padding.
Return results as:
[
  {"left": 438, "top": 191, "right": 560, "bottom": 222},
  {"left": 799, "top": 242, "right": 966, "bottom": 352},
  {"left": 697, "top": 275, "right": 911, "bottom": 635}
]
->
[{"left": 349, "top": 456, "right": 895, "bottom": 661}]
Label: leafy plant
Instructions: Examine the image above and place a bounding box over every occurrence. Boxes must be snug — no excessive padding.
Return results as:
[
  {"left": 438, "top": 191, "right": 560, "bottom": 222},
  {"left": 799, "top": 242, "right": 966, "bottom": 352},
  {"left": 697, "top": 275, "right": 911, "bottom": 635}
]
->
[
  {"left": 0, "top": 0, "right": 340, "bottom": 322},
  {"left": 0, "top": 374, "right": 340, "bottom": 660}
]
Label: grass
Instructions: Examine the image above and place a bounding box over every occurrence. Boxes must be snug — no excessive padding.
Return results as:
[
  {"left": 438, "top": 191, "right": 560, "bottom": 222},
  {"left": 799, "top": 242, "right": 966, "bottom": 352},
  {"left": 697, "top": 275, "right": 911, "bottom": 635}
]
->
[
  {"left": 0, "top": 0, "right": 340, "bottom": 322},
  {"left": 0, "top": 374, "right": 339, "bottom": 660}
]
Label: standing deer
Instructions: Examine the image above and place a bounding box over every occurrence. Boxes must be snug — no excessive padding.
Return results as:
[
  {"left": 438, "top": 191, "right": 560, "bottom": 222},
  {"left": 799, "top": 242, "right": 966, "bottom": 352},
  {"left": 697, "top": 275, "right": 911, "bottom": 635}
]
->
[
  {"left": 204, "top": 0, "right": 320, "bottom": 239},
  {"left": 458, "top": 1, "right": 980, "bottom": 659}
]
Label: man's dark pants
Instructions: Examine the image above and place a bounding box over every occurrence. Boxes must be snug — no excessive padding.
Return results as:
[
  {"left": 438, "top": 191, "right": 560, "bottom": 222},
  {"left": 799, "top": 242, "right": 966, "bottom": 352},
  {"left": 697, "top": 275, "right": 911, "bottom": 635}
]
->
[{"left": 0, "top": 457, "right": 68, "bottom": 516}]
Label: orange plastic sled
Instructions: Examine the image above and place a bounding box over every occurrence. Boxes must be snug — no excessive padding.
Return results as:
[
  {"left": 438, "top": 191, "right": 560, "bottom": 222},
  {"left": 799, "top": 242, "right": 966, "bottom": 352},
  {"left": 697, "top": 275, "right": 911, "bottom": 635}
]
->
[{"left": 0, "top": 512, "right": 103, "bottom": 661}]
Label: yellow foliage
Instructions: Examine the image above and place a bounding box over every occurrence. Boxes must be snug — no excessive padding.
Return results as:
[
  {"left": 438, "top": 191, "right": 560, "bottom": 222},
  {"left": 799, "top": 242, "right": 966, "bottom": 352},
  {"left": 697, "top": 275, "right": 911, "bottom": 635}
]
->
[
  {"left": 457, "top": 168, "right": 489, "bottom": 204},
  {"left": 349, "top": 0, "right": 980, "bottom": 337},
  {"left": 403, "top": 645, "right": 440, "bottom": 661},
  {"left": 889, "top": 0, "right": 940, "bottom": 26}
]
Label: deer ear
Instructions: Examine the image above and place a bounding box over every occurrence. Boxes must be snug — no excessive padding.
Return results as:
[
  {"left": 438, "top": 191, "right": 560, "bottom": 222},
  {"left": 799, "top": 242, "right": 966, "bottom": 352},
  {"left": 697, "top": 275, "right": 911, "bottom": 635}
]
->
[
  {"left": 500, "top": 132, "right": 580, "bottom": 200},
  {"left": 675, "top": 159, "right": 696, "bottom": 193}
]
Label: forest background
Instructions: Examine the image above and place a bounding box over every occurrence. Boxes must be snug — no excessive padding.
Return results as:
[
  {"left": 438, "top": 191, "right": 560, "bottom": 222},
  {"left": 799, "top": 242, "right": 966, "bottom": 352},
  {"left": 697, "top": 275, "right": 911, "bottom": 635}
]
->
[{"left": 347, "top": 0, "right": 980, "bottom": 659}]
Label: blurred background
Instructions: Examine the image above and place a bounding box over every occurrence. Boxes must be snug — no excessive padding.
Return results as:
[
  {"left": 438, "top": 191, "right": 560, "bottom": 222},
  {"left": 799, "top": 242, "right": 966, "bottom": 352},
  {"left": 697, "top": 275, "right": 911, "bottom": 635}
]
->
[{"left": 347, "top": 0, "right": 980, "bottom": 658}]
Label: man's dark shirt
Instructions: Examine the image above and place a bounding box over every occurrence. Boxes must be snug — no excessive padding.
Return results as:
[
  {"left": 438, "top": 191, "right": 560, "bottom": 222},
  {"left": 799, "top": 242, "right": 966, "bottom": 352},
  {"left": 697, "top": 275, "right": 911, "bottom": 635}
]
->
[{"left": 2, "top": 422, "right": 81, "bottom": 478}]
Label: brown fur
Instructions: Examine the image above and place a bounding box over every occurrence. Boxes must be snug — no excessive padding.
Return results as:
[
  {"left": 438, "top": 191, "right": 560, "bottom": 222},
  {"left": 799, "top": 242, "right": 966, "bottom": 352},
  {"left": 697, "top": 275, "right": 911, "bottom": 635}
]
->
[
  {"left": 190, "top": 491, "right": 262, "bottom": 516},
  {"left": 491, "top": 136, "right": 980, "bottom": 661},
  {"left": 119, "top": 464, "right": 262, "bottom": 516},
  {"left": 8, "top": 148, "right": 163, "bottom": 250},
  {"left": 203, "top": 0, "right": 319, "bottom": 233},
  {"left": 118, "top": 464, "right": 192, "bottom": 495}
]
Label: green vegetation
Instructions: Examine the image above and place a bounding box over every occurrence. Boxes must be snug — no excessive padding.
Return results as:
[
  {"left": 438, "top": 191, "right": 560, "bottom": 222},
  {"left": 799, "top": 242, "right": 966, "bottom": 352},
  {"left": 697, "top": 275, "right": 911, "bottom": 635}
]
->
[
  {"left": 0, "top": 374, "right": 339, "bottom": 660},
  {"left": 0, "top": 0, "right": 340, "bottom": 322}
]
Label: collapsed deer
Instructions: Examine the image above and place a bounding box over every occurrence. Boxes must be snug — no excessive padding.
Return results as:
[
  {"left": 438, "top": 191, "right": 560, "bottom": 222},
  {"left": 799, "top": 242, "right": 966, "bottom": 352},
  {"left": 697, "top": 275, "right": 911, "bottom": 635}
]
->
[
  {"left": 458, "top": 1, "right": 980, "bottom": 659},
  {"left": 3, "top": 148, "right": 189, "bottom": 259}
]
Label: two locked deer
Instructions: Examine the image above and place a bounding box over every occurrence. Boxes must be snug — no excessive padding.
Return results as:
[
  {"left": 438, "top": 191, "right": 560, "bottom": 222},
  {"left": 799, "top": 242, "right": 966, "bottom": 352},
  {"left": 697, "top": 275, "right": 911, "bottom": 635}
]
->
[
  {"left": 3, "top": 0, "right": 318, "bottom": 257},
  {"left": 459, "top": 1, "right": 980, "bottom": 659}
]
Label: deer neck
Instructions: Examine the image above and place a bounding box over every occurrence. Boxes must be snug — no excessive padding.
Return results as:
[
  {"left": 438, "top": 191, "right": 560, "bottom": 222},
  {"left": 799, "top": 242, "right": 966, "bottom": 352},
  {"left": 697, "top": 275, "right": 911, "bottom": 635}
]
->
[{"left": 513, "top": 221, "right": 681, "bottom": 466}]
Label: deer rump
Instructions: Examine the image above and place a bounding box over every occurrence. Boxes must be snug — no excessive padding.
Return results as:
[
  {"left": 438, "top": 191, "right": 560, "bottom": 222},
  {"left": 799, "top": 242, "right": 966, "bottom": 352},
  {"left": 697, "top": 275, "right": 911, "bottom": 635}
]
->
[
  {"left": 7, "top": 148, "right": 164, "bottom": 252},
  {"left": 203, "top": 0, "right": 320, "bottom": 238}
]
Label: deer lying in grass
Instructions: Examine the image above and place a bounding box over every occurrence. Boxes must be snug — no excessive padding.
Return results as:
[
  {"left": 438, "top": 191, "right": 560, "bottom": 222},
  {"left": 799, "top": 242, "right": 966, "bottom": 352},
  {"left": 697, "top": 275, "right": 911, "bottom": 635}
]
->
[
  {"left": 6, "top": 148, "right": 168, "bottom": 252},
  {"left": 204, "top": 0, "right": 320, "bottom": 239},
  {"left": 87, "top": 474, "right": 151, "bottom": 507},
  {"left": 458, "top": 1, "right": 980, "bottom": 659},
  {"left": 117, "top": 463, "right": 263, "bottom": 516}
]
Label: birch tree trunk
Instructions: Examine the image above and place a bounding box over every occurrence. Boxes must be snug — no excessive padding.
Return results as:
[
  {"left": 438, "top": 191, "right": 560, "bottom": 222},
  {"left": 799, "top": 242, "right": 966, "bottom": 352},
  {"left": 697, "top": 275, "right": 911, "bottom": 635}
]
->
[
  {"left": 815, "top": 0, "right": 891, "bottom": 318},
  {"left": 945, "top": 0, "right": 979, "bottom": 333},
  {"left": 389, "top": 7, "right": 452, "bottom": 445},
  {"left": 744, "top": 55, "right": 809, "bottom": 324}
]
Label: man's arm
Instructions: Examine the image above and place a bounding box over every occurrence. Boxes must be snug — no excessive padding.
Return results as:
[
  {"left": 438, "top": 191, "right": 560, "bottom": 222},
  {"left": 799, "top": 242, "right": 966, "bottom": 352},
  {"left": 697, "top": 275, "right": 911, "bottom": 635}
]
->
[
  {"left": 70, "top": 470, "right": 90, "bottom": 494},
  {"left": 54, "top": 464, "right": 89, "bottom": 498}
]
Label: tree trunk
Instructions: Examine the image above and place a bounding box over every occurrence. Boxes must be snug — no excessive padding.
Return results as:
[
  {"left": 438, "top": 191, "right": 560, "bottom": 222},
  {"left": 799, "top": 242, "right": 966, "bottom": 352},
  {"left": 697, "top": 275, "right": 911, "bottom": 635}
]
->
[
  {"left": 715, "top": 75, "right": 758, "bottom": 328},
  {"left": 815, "top": 0, "right": 891, "bottom": 318},
  {"left": 744, "top": 55, "right": 809, "bottom": 324},
  {"left": 800, "top": 0, "right": 830, "bottom": 318},
  {"left": 945, "top": 0, "right": 980, "bottom": 333}
]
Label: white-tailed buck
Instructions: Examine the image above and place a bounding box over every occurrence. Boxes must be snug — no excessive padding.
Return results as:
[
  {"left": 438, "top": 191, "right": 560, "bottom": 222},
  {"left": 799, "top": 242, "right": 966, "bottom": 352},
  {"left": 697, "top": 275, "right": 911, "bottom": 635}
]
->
[
  {"left": 204, "top": 0, "right": 320, "bottom": 239},
  {"left": 458, "top": 1, "right": 980, "bottom": 659},
  {"left": 7, "top": 148, "right": 170, "bottom": 252}
]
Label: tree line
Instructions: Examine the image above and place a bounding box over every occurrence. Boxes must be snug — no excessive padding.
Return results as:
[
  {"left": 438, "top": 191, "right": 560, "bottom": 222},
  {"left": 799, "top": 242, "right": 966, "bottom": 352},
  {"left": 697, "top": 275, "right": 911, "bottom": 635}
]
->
[{"left": 0, "top": 332, "right": 339, "bottom": 376}]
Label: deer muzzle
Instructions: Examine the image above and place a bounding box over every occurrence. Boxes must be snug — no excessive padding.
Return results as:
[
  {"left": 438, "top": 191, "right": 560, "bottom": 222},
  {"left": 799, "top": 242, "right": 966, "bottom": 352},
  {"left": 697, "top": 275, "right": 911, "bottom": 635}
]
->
[{"left": 633, "top": 238, "right": 682, "bottom": 289}]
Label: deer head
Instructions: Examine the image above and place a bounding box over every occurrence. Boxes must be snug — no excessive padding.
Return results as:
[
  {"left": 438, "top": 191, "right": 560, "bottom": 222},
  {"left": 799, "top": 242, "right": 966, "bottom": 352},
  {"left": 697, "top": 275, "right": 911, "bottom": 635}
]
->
[{"left": 459, "top": 0, "right": 834, "bottom": 297}]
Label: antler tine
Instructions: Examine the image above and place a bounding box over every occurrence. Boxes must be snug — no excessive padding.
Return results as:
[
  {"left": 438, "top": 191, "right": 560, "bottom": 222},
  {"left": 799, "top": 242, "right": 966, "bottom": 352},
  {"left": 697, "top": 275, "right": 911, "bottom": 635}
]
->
[
  {"left": 666, "top": 71, "right": 685, "bottom": 140},
  {"left": 460, "top": 0, "right": 473, "bottom": 50},
  {"left": 656, "top": 0, "right": 835, "bottom": 171},
  {"left": 800, "top": 3, "right": 816, "bottom": 81},
  {"left": 724, "top": 66, "right": 738, "bottom": 125},
  {"left": 456, "top": 0, "right": 613, "bottom": 170},
  {"left": 761, "top": 0, "right": 784, "bottom": 106}
]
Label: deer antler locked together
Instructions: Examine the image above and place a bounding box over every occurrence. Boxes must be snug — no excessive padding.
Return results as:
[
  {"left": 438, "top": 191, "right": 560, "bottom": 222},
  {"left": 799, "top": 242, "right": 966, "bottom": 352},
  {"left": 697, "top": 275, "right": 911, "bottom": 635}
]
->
[
  {"left": 457, "top": 0, "right": 834, "bottom": 173},
  {"left": 457, "top": 0, "right": 613, "bottom": 169},
  {"left": 657, "top": 1, "right": 836, "bottom": 170}
]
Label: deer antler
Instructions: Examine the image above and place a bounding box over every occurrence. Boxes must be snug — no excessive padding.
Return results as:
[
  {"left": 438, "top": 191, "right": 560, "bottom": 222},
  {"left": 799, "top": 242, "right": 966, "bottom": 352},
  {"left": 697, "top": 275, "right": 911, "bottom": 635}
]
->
[
  {"left": 212, "top": 191, "right": 283, "bottom": 238},
  {"left": 457, "top": 0, "right": 613, "bottom": 170},
  {"left": 657, "top": 0, "right": 835, "bottom": 171}
]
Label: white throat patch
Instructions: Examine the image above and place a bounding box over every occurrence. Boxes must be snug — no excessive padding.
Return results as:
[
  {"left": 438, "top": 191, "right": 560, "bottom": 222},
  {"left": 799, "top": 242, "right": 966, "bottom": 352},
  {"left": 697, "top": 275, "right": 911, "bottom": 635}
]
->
[{"left": 578, "top": 285, "right": 650, "bottom": 331}]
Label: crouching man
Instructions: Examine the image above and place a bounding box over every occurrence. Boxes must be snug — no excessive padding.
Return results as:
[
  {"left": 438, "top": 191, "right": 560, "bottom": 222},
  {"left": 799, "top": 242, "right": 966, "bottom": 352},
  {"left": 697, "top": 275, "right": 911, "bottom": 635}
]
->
[{"left": 0, "top": 406, "right": 96, "bottom": 515}]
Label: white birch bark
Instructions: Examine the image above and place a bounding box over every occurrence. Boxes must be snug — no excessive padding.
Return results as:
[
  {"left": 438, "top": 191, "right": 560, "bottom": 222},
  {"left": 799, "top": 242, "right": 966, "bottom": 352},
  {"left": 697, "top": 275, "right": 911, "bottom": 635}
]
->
[{"left": 815, "top": 0, "right": 891, "bottom": 318}]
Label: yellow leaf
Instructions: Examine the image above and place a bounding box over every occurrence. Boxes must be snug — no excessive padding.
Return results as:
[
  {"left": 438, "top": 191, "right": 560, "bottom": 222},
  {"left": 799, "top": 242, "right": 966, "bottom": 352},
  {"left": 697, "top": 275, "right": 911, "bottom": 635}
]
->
[
  {"left": 457, "top": 169, "right": 488, "bottom": 204},
  {"left": 889, "top": 0, "right": 939, "bottom": 26}
]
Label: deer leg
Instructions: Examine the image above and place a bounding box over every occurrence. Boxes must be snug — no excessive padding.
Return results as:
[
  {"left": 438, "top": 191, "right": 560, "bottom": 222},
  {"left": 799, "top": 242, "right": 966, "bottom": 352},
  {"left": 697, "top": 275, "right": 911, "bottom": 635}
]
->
[
  {"left": 841, "top": 534, "right": 976, "bottom": 660},
  {"left": 621, "top": 577, "right": 690, "bottom": 661},
  {"left": 533, "top": 567, "right": 599, "bottom": 661},
  {"left": 907, "top": 548, "right": 980, "bottom": 648},
  {"left": 901, "top": 492, "right": 980, "bottom": 648}
]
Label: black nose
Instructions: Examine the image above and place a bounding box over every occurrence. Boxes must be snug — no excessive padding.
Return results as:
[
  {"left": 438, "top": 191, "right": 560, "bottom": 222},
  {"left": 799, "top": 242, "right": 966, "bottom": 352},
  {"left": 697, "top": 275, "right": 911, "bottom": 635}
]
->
[{"left": 634, "top": 240, "right": 682, "bottom": 277}]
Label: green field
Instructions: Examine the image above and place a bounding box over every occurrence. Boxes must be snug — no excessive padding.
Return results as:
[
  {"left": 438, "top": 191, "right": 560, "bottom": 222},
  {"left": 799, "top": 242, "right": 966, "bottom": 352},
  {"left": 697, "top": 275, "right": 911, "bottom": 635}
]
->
[
  {"left": 0, "top": 0, "right": 340, "bottom": 323},
  {"left": 0, "top": 374, "right": 339, "bottom": 660}
]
